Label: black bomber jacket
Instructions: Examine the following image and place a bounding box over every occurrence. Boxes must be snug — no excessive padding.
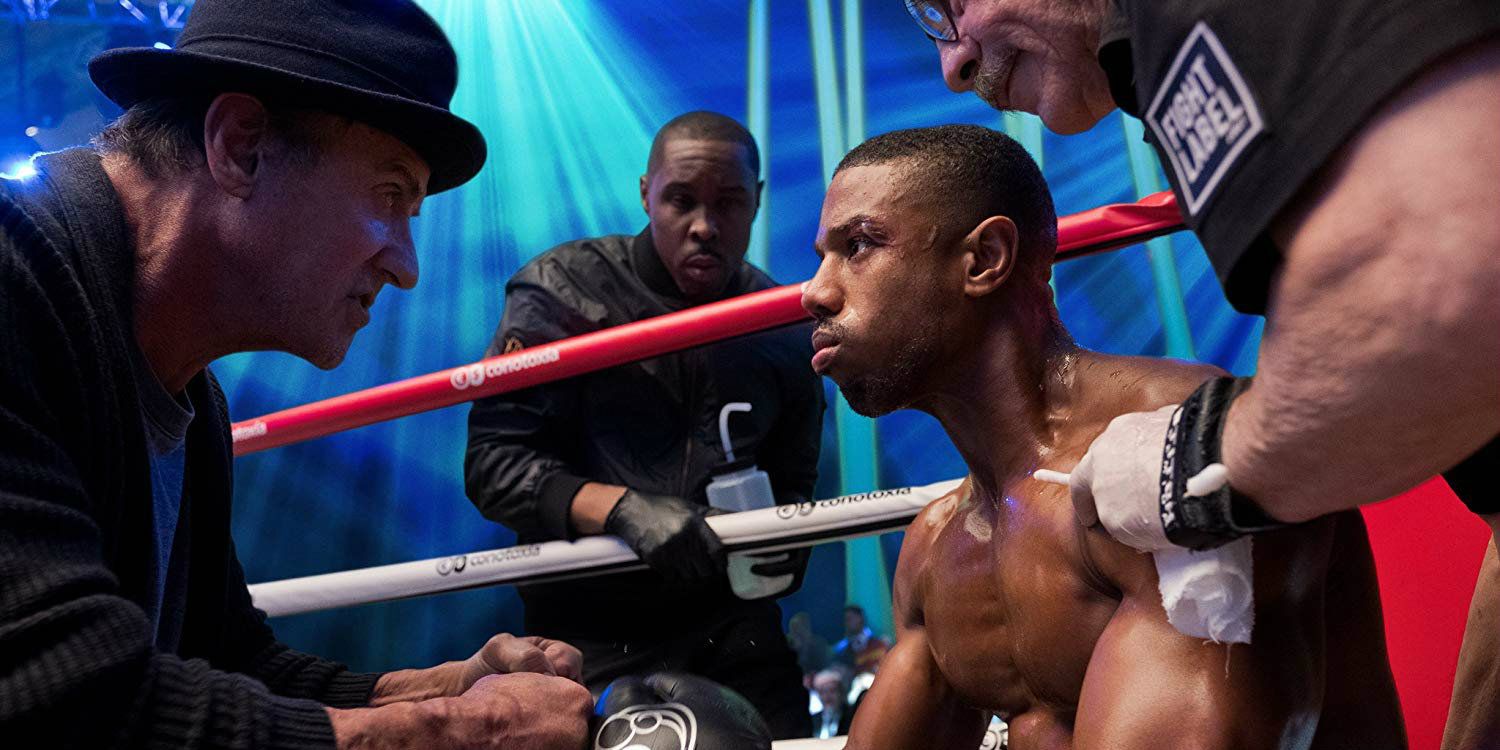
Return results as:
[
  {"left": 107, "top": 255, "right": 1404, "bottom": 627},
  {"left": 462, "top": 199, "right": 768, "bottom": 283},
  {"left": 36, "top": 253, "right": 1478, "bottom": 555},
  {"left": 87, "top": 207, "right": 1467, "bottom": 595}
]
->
[{"left": 463, "top": 231, "right": 823, "bottom": 634}]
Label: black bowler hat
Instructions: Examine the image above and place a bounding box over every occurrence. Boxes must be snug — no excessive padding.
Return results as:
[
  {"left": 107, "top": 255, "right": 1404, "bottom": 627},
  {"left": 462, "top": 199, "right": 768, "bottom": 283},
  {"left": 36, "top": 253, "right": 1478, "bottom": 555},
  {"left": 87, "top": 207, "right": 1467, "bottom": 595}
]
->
[{"left": 88, "top": 0, "right": 486, "bottom": 194}]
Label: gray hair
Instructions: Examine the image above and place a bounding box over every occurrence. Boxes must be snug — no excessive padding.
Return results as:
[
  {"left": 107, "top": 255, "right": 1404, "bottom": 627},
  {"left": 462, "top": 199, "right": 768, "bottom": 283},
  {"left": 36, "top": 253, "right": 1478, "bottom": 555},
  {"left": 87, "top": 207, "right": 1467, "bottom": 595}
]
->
[{"left": 93, "top": 94, "right": 346, "bottom": 179}]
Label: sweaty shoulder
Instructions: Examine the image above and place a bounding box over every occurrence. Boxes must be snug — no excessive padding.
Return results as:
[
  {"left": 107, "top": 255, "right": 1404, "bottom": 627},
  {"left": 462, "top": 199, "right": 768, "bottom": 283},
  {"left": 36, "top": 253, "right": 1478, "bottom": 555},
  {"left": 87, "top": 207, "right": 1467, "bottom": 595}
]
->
[
  {"left": 1080, "top": 352, "right": 1225, "bottom": 414},
  {"left": 1068, "top": 353, "right": 1229, "bottom": 593},
  {"left": 893, "top": 479, "right": 970, "bottom": 622}
]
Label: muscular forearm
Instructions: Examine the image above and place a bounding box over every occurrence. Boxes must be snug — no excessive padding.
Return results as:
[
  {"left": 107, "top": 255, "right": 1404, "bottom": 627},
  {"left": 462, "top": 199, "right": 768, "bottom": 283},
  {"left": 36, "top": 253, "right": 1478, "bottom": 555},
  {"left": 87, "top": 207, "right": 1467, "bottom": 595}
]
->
[
  {"left": 1222, "top": 250, "right": 1498, "bottom": 522},
  {"left": 1223, "top": 39, "right": 1500, "bottom": 523},
  {"left": 1224, "top": 331, "right": 1494, "bottom": 525}
]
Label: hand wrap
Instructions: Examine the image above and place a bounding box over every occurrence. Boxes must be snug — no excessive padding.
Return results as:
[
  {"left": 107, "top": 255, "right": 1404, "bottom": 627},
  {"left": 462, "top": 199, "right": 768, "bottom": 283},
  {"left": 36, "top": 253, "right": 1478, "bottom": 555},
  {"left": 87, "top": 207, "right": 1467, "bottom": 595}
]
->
[{"left": 1161, "top": 376, "right": 1289, "bottom": 549}]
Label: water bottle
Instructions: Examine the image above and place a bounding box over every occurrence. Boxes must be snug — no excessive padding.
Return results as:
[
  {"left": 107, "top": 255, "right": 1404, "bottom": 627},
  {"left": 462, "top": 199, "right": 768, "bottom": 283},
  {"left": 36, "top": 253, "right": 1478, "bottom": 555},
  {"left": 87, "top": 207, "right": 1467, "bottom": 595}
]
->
[{"left": 707, "top": 403, "right": 796, "bottom": 600}]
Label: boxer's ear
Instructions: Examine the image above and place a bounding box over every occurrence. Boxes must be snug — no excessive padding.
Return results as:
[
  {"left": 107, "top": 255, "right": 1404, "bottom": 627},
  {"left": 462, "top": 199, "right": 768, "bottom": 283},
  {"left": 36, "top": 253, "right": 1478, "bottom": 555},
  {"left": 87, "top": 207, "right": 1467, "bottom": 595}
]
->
[
  {"left": 962, "top": 215, "right": 1018, "bottom": 298},
  {"left": 203, "top": 93, "right": 272, "bottom": 200}
]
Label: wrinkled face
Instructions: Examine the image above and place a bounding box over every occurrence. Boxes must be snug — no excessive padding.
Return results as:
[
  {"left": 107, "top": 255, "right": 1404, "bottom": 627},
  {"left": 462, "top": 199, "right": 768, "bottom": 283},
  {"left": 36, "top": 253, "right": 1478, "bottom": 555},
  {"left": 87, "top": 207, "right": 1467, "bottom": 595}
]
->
[
  {"left": 803, "top": 163, "right": 965, "bottom": 417},
  {"left": 917, "top": 0, "right": 1114, "bottom": 133},
  {"left": 640, "top": 139, "right": 760, "bottom": 301},
  {"left": 237, "top": 120, "right": 427, "bottom": 368}
]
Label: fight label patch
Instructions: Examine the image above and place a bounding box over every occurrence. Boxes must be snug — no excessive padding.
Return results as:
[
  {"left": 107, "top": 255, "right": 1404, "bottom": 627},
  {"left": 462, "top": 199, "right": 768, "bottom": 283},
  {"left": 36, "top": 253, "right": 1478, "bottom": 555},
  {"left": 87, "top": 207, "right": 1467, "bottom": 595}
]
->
[{"left": 1145, "top": 22, "right": 1263, "bottom": 216}]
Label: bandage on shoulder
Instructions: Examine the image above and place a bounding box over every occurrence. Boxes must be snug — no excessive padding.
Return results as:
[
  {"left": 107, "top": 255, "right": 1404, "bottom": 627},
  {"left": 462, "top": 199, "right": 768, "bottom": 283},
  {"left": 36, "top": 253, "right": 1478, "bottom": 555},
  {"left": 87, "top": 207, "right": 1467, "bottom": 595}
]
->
[{"left": 1159, "top": 376, "right": 1288, "bottom": 550}]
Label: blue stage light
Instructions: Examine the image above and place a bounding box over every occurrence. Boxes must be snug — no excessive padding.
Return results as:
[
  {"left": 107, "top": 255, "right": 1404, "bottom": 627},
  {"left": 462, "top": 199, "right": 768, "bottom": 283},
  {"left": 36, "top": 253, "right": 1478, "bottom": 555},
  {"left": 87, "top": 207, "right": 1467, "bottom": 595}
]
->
[{"left": 1, "top": 160, "right": 37, "bottom": 180}]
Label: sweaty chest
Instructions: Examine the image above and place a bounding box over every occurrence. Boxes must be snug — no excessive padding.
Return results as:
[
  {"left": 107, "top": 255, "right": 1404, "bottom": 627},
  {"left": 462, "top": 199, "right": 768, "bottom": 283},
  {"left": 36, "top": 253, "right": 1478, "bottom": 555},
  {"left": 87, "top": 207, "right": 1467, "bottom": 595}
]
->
[{"left": 920, "top": 498, "right": 1118, "bottom": 720}]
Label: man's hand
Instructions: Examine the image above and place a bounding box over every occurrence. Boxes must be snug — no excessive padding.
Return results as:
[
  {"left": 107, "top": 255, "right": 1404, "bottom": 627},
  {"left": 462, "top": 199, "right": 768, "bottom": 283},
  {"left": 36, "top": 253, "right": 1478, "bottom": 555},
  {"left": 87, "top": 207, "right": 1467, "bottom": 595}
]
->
[
  {"left": 449, "top": 673, "right": 593, "bottom": 750},
  {"left": 371, "top": 634, "right": 583, "bottom": 705},
  {"left": 330, "top": 672, "right": 593, "bottom": 750},
  {"left": 604, "top": 489, "right": 726, "bottom": 584},
  {"left": 455, "top": 634, "right": 582, "bottom": 694},
  {"left": 1068, "top": 404, "right": 1178, "bottom": 552}
]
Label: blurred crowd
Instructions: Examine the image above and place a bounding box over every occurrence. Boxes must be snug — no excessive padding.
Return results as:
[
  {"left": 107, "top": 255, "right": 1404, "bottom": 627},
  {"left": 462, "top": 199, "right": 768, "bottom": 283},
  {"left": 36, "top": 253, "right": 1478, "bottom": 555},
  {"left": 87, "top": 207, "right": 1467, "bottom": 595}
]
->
[{"left": 787, "top": 605, "right": 892, "bottom": 739}]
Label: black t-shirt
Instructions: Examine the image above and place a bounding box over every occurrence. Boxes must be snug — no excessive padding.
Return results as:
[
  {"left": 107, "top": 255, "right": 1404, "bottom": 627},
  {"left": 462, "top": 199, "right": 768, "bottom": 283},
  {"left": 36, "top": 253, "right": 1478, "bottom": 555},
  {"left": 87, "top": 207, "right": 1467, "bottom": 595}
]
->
[
  {"left": 1100, "top": 2, "right": 1500, "bottom": 515},
  {"left": 1099, "top": 0, "right": 1500, "bottom": 314}
]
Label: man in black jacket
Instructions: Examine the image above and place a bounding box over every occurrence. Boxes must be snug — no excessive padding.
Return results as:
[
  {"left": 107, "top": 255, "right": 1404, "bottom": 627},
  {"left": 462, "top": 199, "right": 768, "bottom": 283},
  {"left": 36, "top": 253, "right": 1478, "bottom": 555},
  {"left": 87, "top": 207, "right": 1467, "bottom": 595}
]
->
[
  {"left": 465, "top": 111, "right": 824, "bottom": 739},
  {"left": 0, "top": 1, "right": 593, "bottom": 748}
]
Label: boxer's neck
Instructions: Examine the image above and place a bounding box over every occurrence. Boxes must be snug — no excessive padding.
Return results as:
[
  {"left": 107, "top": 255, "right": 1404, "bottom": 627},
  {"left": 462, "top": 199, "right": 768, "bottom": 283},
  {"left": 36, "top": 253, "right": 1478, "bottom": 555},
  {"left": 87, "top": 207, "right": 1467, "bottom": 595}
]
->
[{"left": 918, "top": 299, "right": 1076, "bottom": 503}]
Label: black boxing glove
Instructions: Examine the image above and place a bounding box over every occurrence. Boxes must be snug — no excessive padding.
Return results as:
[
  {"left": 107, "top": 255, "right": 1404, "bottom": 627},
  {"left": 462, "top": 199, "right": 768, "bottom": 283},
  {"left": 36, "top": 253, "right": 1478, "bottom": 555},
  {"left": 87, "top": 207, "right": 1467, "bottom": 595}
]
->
[
  {"left": 592, "top": 672, "right": 772, "bottom": 750},
  {"left": 605, "top": 490, "right": 727, "bottom": 584}
]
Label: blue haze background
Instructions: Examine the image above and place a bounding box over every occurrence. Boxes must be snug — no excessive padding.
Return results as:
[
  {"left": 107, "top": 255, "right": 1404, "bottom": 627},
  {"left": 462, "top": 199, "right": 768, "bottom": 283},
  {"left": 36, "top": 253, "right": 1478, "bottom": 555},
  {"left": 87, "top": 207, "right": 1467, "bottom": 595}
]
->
[{"left": 1, "top": 0, "right": 1264, "bottom": 671}]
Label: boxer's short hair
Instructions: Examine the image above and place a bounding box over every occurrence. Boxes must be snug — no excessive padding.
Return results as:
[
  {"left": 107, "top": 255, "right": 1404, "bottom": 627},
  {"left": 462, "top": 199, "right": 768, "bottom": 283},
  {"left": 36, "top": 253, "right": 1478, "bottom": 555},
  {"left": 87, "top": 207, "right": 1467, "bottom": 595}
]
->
[{"left": 835, "top": 124, "right": 1057, "bottom": 284}]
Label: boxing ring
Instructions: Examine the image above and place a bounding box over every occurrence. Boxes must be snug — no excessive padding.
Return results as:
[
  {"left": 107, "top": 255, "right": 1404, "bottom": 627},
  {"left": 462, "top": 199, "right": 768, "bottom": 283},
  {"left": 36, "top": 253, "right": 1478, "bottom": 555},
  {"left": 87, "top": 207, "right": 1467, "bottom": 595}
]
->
[
  {"left": 242, "top": 190, "right": 1183, "bottom": 614},
  {"left": 233, "top": 192, "right": 1182, "bottom": 749},
  {"left": 233, "top": 188, "right": 1489, "bottom": 747}
]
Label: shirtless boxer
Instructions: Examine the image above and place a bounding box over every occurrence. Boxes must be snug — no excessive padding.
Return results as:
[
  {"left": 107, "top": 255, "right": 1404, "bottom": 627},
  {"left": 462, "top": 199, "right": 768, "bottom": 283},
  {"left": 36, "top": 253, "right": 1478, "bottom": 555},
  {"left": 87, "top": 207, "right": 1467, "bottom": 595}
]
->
[{"left": 800, "top": 124, "right": 1405, "bottom": 749}]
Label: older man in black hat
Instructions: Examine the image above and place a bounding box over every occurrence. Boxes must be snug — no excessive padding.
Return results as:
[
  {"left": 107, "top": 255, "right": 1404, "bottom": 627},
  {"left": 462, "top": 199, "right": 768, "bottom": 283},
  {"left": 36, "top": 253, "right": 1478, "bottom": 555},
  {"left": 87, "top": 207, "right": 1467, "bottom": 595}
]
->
[{"left": 0, "top": 1, "right": 592, "bottom": 748}]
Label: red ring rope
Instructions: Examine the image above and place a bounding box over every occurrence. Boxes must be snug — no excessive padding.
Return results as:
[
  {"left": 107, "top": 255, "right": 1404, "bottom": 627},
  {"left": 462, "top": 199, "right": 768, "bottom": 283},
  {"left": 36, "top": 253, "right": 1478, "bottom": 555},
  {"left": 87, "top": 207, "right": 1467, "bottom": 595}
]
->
[{"left": 231, "top": 191, "right": 1183, "bottom": 455}]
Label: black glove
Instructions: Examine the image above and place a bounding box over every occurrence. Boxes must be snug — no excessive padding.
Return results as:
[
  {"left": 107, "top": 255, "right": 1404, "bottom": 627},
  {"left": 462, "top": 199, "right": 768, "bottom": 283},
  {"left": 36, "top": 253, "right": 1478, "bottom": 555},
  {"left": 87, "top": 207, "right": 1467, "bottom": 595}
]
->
[
  {"left": 604, "top": 490, "right": 726, "bottom": 584},
  {"left": 593, "top": 672, "right": 772, "bottom": 750}
]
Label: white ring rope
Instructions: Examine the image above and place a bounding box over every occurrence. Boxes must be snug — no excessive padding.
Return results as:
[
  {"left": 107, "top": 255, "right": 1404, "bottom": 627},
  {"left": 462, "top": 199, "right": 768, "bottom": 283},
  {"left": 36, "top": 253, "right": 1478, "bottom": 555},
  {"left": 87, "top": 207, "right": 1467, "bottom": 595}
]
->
[
  {"left": 250, "top": 479, "right": 962, "bottom": 617},
  {"left": 771, "top": 715, "right": 1008, "bottom": 749}
]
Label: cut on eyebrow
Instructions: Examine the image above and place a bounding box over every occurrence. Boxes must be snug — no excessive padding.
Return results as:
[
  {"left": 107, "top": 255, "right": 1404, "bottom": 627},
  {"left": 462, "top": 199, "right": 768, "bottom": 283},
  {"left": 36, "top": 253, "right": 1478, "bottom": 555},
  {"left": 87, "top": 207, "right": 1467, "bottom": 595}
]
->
[{"left": 829, "top": 213, "right": 883, "bottom": 235}]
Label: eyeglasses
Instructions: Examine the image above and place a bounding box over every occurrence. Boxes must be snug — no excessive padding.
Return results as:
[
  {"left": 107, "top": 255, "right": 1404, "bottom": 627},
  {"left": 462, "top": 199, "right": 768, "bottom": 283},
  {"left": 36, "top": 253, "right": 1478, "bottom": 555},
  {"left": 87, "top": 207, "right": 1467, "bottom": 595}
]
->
[{"left": 904, "top": 0, "right": 957, "bottom": 42}]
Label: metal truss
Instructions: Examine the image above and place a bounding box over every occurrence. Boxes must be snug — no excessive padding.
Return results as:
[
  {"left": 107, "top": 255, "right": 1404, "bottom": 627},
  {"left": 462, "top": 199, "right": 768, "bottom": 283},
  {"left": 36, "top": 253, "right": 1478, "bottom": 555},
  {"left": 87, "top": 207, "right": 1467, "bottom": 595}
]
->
[{"left": 3, "top": 0, "right": 193, "bottom": 28}]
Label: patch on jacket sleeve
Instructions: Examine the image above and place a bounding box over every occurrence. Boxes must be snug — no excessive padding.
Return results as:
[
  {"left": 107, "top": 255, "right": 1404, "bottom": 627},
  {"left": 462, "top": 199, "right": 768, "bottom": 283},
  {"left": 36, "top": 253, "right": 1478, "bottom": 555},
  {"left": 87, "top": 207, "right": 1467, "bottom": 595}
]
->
[{"left": 1145, "top": 22, "right": 1264, "bottom": 216}]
